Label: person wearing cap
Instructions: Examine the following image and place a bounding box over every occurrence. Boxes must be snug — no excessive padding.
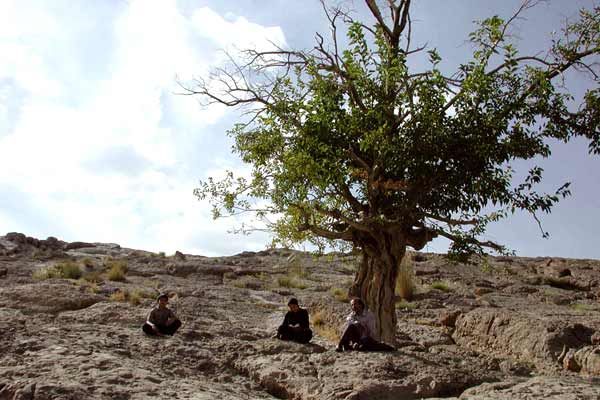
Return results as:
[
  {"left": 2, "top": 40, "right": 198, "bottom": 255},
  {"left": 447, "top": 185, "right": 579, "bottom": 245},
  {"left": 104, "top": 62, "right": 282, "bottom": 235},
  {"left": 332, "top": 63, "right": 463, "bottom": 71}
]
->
[
  {"left": 142, "top": 293, "right": 182, "bottom": 336},
  {"left": 275, "top": 298, "right": 312, "bottom": 344}
]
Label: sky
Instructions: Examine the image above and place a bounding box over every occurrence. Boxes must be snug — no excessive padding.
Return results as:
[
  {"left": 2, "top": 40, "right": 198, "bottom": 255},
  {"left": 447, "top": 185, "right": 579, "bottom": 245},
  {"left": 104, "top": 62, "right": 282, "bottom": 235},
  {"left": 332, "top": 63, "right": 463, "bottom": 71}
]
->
[{"left": 0, "top": 0, "right": 598, "bottom": 258}]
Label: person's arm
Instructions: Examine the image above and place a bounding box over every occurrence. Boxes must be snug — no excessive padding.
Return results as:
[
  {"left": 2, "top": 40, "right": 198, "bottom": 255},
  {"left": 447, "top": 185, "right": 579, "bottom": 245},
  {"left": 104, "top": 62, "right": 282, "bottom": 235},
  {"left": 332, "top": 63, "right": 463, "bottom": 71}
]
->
[
  {"left": 146, "top": 309, "right": 160, "bottom": 333},
  {"left": 147, "top": 309, "right": 157, "bottom": 326},
  {"left": 282, "top": 312, "right": 291, "bottom": 327},
  {"left": 299, "top": 309, "right": 309, "bottom": 329}
]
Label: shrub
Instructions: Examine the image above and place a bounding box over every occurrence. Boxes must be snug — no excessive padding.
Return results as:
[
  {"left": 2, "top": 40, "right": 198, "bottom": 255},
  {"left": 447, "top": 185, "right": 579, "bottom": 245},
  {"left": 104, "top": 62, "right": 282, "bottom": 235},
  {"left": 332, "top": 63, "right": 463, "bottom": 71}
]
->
[
  {"left": 311, "top": 309, "right": 339, "bottom": 343},
  {"left": 83, "top": 271, "right": 103, "bottom": 283},
  {"left": 330, "top": 287, "right": 349, "bottom": 303},
  {"left": 109, "top": 290, "right": 128, "bottom": 302},
  {"left": 277, "top": 276, "right": 307, "bottom": 289},
  {"left": 430, "top": 281, "right": 452, "bottom": 292},
  {"left": 106, "top": 259, "right": 128, "bottom": 281},
  {"left": 128, "top": 289, "right": 143, "bottom": 305},
  {"left": 81, "top": 257, "right": 95, "bottom": 269},
  {"left": 32, "top": 260, "right": 82, "bottom": 280},
  {"left": 396, "top": 299, "right": 417, "bottom": 310},
  {"left": 396, "top": 253, "right": 415, "bottom": 300}
]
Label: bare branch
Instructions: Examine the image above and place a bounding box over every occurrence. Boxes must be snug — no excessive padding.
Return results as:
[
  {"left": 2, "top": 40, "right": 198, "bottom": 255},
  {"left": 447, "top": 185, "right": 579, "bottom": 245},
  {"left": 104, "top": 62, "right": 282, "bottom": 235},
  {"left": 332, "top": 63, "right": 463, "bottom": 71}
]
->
[{"left": 424, "top": 213, "right": 479, "bottom": 226}]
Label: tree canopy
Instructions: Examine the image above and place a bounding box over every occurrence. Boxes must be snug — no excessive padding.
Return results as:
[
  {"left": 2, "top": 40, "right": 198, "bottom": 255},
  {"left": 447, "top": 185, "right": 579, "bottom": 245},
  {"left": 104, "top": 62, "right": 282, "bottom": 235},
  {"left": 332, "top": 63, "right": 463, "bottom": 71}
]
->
[{"left": 188, "top": 0, "right": 599, "bottom": 341}]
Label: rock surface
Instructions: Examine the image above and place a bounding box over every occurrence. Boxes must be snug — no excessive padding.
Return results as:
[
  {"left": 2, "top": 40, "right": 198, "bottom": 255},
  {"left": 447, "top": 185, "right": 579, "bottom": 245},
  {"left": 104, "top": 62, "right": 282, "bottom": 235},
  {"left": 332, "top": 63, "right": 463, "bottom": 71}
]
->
[{"left": 1, "top": 232, "right": 600, "bottom": 399}]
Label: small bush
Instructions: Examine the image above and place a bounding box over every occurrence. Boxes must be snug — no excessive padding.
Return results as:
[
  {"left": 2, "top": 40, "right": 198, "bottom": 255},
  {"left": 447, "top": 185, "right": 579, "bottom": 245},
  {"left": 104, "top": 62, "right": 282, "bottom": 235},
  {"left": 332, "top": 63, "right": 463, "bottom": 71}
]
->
[
  {"left": 83, "top": 270, "right": 103, "bottom": 283},
  {"left": 571, "top": 303, "right": 598, "bottom": 312},
  {"left": 32, "top": 260, "right": 82, "bottom": 280},
  {"left": 396, "top": 253, "right": 415, "bottom": 300},
  {"left": 330, "top": 287, "right": 349, "bottom": 303},
  {"left": 311, "top": 309, "right": 339, "bottom": 343},
  {"left": 396, "top": 299, "right": 417, "bottom": 310},
  {"left": 277, "top": 276, "right": 307, "bottom": 289},
  {"left": 109, "top": 290, "right": 128, "bottom": 302},
  {"left": 128, "top": 289, "right": 145, "bottom": 305},
  {"left": 106, "top": 259, "right": 128, "bottom": 281},
  {"left": 430, "top": 281, "right": 452, "bottom": 292},
  {"left": 81, "top": 257, "right": 95, "bottom": 269}
]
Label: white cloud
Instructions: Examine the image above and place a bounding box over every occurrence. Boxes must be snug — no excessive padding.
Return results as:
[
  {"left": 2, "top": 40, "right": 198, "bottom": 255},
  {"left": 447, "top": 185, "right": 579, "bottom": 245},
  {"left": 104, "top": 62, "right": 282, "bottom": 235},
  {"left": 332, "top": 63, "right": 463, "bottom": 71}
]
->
[{"left": 0, "top": 0, "right": 286, "bottom": 255}]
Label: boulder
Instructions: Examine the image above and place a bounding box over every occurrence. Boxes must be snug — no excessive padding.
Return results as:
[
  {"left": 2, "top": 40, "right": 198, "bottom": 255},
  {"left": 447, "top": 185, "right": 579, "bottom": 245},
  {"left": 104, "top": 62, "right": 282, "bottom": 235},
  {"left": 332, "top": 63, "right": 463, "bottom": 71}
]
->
[{"left": 453, "top": 308, "right": 596, "bottom": 369}]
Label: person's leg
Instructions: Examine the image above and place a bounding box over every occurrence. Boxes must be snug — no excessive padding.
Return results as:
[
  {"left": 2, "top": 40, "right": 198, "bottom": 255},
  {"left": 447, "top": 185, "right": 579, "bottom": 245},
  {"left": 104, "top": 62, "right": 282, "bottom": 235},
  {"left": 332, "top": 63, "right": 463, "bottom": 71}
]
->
[
  {"left": 142, "top": 323, "right": 157, "bottom": 336},
  {"left": 277, "top": 325, "right": 292, "bottom": 340},
  {"left": 163, "top": 319, "right": 182, "bottom": 335},
  {"left": 337, "top": 324, "right": 360, "bottom": 350},
  {"left": 296, "top": 328, "right": 312, "bottom": 344}
]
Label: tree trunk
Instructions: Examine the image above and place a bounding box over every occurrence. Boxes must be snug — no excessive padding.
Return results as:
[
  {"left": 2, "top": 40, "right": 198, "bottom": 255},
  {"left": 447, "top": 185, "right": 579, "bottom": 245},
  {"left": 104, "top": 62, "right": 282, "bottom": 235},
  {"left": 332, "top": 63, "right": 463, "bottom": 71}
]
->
[{"left": 349, "top": 246, "right": 405, "bottom": 345}]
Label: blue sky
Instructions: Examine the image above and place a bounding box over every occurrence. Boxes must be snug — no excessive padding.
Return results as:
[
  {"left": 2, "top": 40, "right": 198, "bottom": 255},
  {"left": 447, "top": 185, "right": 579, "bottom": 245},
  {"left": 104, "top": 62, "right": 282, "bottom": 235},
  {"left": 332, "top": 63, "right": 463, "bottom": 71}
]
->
[{"left": 0, "top": 0, "right": 598, "bottom": 258}]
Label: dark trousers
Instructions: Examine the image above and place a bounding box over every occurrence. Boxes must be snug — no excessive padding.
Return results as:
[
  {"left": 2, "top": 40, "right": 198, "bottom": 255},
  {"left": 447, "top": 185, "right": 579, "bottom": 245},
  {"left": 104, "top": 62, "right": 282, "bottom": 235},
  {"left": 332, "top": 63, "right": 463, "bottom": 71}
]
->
[
  {"left": 143, "top": 319, "right": 182, "bottom": 336},
  {"left": 338, "top": 323, "right": 362, "bottom": 350},
  {"left": 338, "top": 324, "right": 395, "bottom": 351},
  {"left": 277, "top": 325, "right": 313, "bottom": 344}
]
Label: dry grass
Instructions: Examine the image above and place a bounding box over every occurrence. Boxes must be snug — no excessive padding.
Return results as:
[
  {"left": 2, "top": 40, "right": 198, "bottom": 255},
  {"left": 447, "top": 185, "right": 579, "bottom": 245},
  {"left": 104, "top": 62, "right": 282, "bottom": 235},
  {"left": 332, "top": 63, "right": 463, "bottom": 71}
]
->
[
  {"left": 32, "top": 260, "right": 82, "bottom": 280},
  {"left": 106, "top": 259, "right": 128, "bottom": 281},
  {"left": 109, "top": 288, "right": 148, "bottom": 305},
  {"left": 83, "top": 270, "right": 103, "bottom": 283},
  {"left": 396, "top": 252, "right": 415, "bottom": 300},
  {"left": 311, "top": 309, "right": 340, "bottom": 343},
  {"left": 81, "top": 257, "right": 95, "bottom": 268},
  {"left": 276, "top": 275, "right": 307, "bottom": 289},
  {"left": 396, "top": 299, "right": 417, "bottom": 310},
  {"left": 330, "top": 287, "right": 349, "bottom": 303},
  {"left": 430, "top": 280, "right": 452, "bottom": 292},
  {"left": 109, "top": 290, "right": 128, "bottom": 302}
]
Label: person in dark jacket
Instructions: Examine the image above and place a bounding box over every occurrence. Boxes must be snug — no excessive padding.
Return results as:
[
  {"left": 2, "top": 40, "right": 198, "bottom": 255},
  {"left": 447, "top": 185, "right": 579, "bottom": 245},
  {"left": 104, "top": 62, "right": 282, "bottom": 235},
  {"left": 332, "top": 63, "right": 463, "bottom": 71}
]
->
[
  {"left": 276, "top": 298, "right": 312, "bottom": 344},
  {"left": 142, "top": 293, "right": 182, "bottom": 336}
]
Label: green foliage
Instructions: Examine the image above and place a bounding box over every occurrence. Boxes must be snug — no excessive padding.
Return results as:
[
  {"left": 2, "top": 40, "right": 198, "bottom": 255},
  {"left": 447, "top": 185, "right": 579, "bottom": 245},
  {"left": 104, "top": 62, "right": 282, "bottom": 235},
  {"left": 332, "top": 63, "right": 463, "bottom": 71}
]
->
[
  {"left": 33, "top": 260, "right": 82, "bottom": 280},
  {"left": 106, "top": 259, "right": 128, "bottom": 282},
  {"left": 276, "top": 275, "right": 307, "bottom": 289},
  {"left": 430, "top": 281, "right": 453, "bottom": 292},
  {"left": 193, "top": 4, "right": 599, "bottom": 260},
  {"left": 396, "top": 299, "right": 417, "bottom": 310},
  {"left": 330, "top": 287, "right": 349, "bottom": 303}
]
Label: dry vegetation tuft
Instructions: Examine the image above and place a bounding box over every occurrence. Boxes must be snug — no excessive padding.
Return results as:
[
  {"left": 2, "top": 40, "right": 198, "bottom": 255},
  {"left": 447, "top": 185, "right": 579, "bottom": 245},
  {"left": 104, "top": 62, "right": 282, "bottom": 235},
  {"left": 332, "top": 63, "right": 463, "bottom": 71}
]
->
[{"left": 396, "top": 252, "right": 415, "bottom": 300}]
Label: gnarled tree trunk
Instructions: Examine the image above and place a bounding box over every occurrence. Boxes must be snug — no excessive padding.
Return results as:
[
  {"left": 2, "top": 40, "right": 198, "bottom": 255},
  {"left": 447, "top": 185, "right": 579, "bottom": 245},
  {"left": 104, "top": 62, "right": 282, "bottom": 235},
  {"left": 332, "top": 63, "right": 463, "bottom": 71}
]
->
[{"left": 350, "top": 236, "right": 405, "bottom": 345}]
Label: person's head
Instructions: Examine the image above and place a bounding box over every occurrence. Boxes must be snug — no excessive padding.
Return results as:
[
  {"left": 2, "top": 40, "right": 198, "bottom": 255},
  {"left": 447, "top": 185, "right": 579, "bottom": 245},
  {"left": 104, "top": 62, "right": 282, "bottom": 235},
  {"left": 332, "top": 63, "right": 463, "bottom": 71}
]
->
[
  {"left": 287, "top": 298, "right": 299, "bottom": 312},
  {"left": 157, "top": 293, "right": 169, "bottom": 308},
  {"left": 350, "top": 298, "right": 365, "bottom": 314}
]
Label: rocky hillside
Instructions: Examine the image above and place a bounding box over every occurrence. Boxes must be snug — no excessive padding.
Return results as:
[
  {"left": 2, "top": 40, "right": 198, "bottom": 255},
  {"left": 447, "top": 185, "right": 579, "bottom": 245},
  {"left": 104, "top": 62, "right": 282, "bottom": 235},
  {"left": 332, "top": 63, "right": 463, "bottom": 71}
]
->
[{"left": 1, "top": 232, "right": 599, "bottom": 400}]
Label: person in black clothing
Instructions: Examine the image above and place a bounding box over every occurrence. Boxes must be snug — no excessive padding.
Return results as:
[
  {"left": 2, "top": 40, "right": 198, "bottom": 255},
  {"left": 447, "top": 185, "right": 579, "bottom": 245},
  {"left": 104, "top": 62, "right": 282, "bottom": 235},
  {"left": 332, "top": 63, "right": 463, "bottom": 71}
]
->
[
  {"left": 276, "top": 298, "right": 312, "bottom": 344},
  {"left": 142, "top": 293, "right": 182, "bottom": 336}
]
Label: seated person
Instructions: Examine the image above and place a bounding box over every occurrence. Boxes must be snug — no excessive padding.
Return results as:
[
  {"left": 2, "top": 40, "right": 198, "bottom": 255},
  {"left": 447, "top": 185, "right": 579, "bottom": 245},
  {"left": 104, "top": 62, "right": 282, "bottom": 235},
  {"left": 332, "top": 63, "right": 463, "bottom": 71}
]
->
[
  {"left": 336, "top": 297, "right": 394, "bottom": 352},
  {"left": 142, "top": 293, "right": 182, "bottom": 336},
  {"left": 276, "top": 298, "right": 313, "bottom": 344}
]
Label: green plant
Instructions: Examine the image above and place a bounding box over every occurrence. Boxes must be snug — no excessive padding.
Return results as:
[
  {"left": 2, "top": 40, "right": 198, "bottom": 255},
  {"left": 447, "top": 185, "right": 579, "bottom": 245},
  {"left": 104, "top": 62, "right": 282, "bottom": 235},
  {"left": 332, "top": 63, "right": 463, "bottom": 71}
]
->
[
  {"left": 311, "top": 309, "right": 339, "bottom": 343},
  {"left": 330, "top": 287, "right": 349, "bottom": 303},
  {"left": 480, "top": 257, "right": 493, "bottom": 273},
  {"left": 32, "top": 260, "right": 82, "bottom": 280},
  {"left": 190, "top": 1, "right": 600, "bottom": 343},
  {"left": 430, "top": 281, "right": 452, "bottom": 292},
  {"left": 109, "top": 290, "right": 128, "bottom": 302},
  {"left": 81, "top": 257, "right": 95, "bottom": 268},
  {"left": 83, "top": 270, "right": 103, "bottom": 283},
  {"left": 276, "top": 276, "right": 307, "bottom": 289},
  {"left": 396, "top": 253, "right": 415, "bottom": 300},
  {"left": 396, "top": 299, "right": 417, "bottom": 310},
  {"left": 106, "top": 259, "right": 128, "bottom": 281},
  {"left": 571, "top": 303, "right": 598, "bottom": 312}
]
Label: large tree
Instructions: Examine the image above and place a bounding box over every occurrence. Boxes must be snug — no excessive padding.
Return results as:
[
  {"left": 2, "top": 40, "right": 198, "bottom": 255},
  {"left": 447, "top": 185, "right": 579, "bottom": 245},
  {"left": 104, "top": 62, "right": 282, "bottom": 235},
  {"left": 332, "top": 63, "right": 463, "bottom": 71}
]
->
[{"left": 188, "top": 0, "right": 599, "bottom": 343}]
